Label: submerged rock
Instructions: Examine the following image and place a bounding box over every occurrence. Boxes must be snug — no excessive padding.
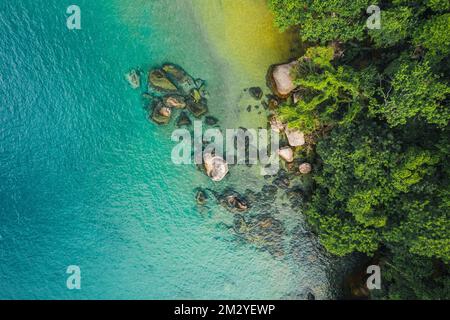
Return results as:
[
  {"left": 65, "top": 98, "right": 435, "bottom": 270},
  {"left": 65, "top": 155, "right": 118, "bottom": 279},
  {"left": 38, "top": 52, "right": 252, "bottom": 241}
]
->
[
  {"left": 278, "top": 147, "right": 294, "bottom": 163},
  {"left": 285, "top": 128, "right": 305, "bottom": 147},
  {"left": 164, "top": 95, "right": 186, "bottom": 109},
  {"left": 205, "top": 116, "right": 218, "bottom": 126},
  {"left": 176, "top": 111, "right": 191, "bottom": 127},
  {"left": 249, "top": 87, "right": 263, "bottom": 100},
  {"left": 273, "top": 175, "right": 290, "bottom": 189},
  {"left": 125, "top": 69, "right": 141, "bottom": 89},
  {"left": 286, "top": 187, "right": 304, "bottom": 207},
  {"left": 195, "top": 188, "right": 208, "bottom": 205},
  {"left": 148, "top": 69, "right": 178, "bottom": 93},
  {"left": 219, "top": 190, "right": 249, "bottom": 213},
  {"left": 267, "top": 61, "right": 299, "bottom": 98},
  {"left": 233, "top": 214, "right": 284, "bottom": 256},
  {"left": 262, "top": 185, "right": 278, "bottom": 195},
  {"left": 150, "top": 99, "right": 172, "bottom": 125},
  {"left": 204, "top": 153, "right": 228, "bottom": 182},
  {"left": 187, "top": 97, "right": 208, "bottom": 118},
  {"left": 162, "top": 63, "right": 197, "bottom": 94},
  {"left": 195, "top": 78, "right": 205, "bottom": 88},
  {"left": 142, "top": 93, "right": 153, "bottom": 100},
  {"left": 307, "top": 292, "right": 316, "bottom": 300}
]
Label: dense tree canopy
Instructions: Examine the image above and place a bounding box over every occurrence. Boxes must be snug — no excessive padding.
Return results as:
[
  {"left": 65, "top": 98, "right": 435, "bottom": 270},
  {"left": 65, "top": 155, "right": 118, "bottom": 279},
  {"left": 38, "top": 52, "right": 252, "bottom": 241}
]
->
[{"left": 269, "top": 0, "right": 450, "bottom": 299}]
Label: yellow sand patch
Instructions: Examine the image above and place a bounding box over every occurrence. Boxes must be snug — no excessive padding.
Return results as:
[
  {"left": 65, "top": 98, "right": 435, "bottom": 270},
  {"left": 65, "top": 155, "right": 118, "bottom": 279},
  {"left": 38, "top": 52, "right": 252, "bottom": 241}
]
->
[{"left": 194, "top": 0, "right": 296, "bottom": 84}]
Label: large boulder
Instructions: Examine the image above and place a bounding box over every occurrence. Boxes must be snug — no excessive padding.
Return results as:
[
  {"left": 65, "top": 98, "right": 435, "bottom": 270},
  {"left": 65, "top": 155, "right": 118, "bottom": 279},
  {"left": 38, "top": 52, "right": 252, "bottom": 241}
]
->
[
  {"left": 267, "top": 61, "right": 299, "bottom": 98},
  {"left": 150, "top": 99, "right": 172, "bottom": 125},
  {"left": 148, "top": 69, "right": 178, "bottom": 93},
  {"left": 162, "top": 63, "right": 196, "bottom": 94},
  {"left": 285, "top": 128, "right": 305, "bottom": 146},
  {"left": 204, "top": 153, "right": 228, "bottom": 182},
  {"left": 278, "top": 147, "right": 294, "bottom": 163}
]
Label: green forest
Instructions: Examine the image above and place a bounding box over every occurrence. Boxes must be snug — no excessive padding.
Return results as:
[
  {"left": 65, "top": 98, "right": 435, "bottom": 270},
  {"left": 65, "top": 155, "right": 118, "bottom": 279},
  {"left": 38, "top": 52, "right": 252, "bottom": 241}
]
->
[{"left": 269, "top": 0, "right": 450, "bottom": 299}]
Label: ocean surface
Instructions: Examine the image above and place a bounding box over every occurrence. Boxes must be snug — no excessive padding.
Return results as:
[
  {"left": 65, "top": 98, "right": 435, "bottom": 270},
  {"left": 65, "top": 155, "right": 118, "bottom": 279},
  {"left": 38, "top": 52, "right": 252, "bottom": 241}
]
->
[{"left": 0, "top": 0, "right": 348, "bottom": 299}]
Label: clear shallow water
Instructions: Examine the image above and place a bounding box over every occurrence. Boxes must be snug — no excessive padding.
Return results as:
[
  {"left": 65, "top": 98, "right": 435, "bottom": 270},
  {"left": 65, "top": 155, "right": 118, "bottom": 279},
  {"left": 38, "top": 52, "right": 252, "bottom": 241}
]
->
[{"left": 0, "top": 0, "right": 346, "bottom": 299}]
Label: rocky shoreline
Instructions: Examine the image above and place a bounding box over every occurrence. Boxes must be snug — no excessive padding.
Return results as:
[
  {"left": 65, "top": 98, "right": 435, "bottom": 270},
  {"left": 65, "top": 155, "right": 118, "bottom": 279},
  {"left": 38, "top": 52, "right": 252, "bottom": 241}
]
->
[{"left": 125, "top": 61, "right": 339, "bottom": 299}]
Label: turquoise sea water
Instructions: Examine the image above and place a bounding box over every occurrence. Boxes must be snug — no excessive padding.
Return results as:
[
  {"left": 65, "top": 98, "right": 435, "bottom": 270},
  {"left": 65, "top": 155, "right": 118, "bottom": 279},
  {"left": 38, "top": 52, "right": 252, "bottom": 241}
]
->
[{"left": 0, "top": 1, "right": 349, "bottom": 299}]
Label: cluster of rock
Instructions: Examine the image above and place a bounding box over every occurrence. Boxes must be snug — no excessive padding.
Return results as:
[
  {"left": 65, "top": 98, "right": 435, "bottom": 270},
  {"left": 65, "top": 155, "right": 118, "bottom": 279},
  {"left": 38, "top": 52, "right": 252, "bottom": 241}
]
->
[
  {"left": 195, "top": 186, "right": 286, "bottom": 257},
  {"left": 266, "top": 61, "right": 312, "bottom": 175},
  {"left": 126, "top": 63, "right": 230, "bottom": 182},
  {"left": 126, "top": 63, "right": 210, "bottom": 127},
  {"left": 147, "top": 64, "right": 209, "bottom": 125}
]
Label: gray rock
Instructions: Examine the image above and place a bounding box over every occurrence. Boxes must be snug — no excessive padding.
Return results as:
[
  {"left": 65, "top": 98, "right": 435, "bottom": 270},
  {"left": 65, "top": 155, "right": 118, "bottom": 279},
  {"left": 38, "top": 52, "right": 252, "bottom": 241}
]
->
[
  {"left": 249, "top": 87, "right": 263, "bottom": 100},
  {"left": 176, "top": 111, "right": 191, "bottom": 127},
  {"left": 148, "top": 69, "right": 178, "bottom": 93},
  {"left": 195, "top": 188, "right": 208, "bottom": 205},
  {"left": 205, "top": 116, "right": 218, "bottom": 126}
]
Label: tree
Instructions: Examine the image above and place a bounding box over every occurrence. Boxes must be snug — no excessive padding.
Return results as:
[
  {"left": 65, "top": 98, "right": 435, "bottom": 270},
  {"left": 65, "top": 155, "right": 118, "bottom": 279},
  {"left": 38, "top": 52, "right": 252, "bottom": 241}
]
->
[
  {"left": 373, "top": 60, "right": 450, "bottom": 127},
  {"left": 414, "top": 13, "right": 450, "bottom": 59},
  {"left": 368, "top": 6, "right": 414, "bottom": 48},
  {"left": 269, "top": 0, "right": 370, "bottom": 43},
  {"left": 269, "top": 0, "right": 450, "bottom": 299},
  {"left": 278, "top": 47, "right": 371, "bottom": 133}
]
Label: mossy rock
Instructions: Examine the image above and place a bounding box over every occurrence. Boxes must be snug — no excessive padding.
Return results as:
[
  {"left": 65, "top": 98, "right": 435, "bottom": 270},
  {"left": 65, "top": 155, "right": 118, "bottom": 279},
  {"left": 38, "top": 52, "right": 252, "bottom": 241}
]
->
[
  {"left": 187, "top": 97, "right": 208, "bottom": 118},
  {"left": 148, "top": 69, "right": 178, "bottom": 93},
  {"left": 162, "top": 63, "right": 196, "bottom": 94},
  {"left": 150, "top": 99, "right": 172, "bottom": 125},
  {"left": 176, "top": 111, "right": 191, "bottom": 127}
]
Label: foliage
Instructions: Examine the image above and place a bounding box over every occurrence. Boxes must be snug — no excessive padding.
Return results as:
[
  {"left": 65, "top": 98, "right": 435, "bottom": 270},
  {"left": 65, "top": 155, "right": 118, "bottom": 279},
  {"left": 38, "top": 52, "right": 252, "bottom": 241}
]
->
[
  {"left": 373, "top": 60, "right": 450, "bottom": 127},
  {"left": 269, "top": 0, "right": 450, "bottom": 299},
  {"left": 373, "top": 247, "right": 450, "bottom": 299},
  {"left": 414, "top": 13, "right": 450, "bottom": 58},
  {"left": 278, "top": 47, "right": 370, "bottom": 133},
  {"left": 368, "top": 6, "right": 414, "bottom": 48},
  {"left": 269, "top": 0, "right": 370, "bottom": 43}
]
